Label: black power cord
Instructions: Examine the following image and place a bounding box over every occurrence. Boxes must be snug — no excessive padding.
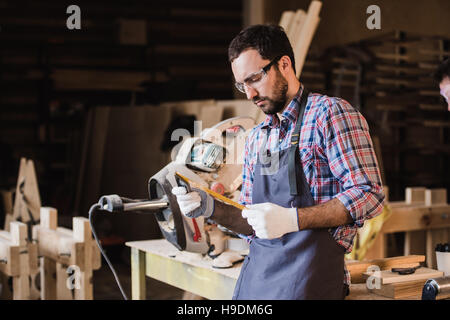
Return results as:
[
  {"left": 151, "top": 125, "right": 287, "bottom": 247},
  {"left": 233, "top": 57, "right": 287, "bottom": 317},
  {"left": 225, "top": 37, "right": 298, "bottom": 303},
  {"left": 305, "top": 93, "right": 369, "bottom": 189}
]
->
[{"left": 88, "top": 203, "right": 129, "bottom": 300}]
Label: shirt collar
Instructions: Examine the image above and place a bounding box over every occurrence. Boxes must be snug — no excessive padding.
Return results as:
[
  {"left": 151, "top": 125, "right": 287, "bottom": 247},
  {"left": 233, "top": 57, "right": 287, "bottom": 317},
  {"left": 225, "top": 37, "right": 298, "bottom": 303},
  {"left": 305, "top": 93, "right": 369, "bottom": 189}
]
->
[{"left": 261, "top": 84, "right": 304, "bottom": 129}]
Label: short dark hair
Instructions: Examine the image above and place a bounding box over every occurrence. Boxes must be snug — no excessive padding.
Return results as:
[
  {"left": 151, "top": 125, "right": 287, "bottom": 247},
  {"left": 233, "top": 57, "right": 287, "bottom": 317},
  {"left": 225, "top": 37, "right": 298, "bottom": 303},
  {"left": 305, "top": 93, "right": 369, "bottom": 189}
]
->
[
  {"left": 228, "top": 24, "right": 296, "bottom": 74},
  {"left": 434, "top": 58, "right": 450, "bottom": 83}
]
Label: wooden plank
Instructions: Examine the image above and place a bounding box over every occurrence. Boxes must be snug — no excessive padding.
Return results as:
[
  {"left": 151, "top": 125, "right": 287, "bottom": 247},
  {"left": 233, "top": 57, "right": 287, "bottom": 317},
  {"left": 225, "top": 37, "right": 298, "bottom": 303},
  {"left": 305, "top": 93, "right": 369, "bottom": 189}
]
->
[
  {"left": 0, "top": 237, "right": 20, "bottom": 277},
  {"left": 12, "top": 158, "right": 41, "bottom": 225},
  {"left": 72, "top": 218, "right": 93, "bottom": 300},
  {"left": 363, "top": 267, "right": 443, "bottom": 285},
  {"left": 0, "top": 273, "right": 12, "bottom": 299},
  {"left": 368, "top": 279, "right": 427, "bottom": 299},
  {"left": 56, "top": 263, "right": 73, "bottom": 300},
  {"left": 11, "top": 221, "right": 30, "bottom": 299},
  {"left": 40, "top": 257, "right": 56, "bottom": 300},
  {"left": 372, "top": 136, "right": 385, "bottom": 185},
  {"left": 278, "top": 10, "right": 295, "bottom": 32},
  {"left": 405, "top": 187, "right": 426, "bottom": 204},
  {"left": 294, "top": 1, "right": 322, "bottom": 77},
  {"left": 346, "top": 255, "right": 425, "bottom": 284},
  {"left": 28, "top": 242, "right": 40, "bottom": 300},
  {"left": 11, "top": 158, "right": 26, "bottom": 224},
  {"left": 425, "top": 189, "right": 447, "bottom": 206},
  {"left": 40, "top": 207, "right": 57, "bottom": 230},
  {"left": 381, "top": 205, "right": 450, "bottom": 233},
  {"left": 287, "top": 10, "right": 306, "bottom": 49},
  {"left": 22, "top": 160, "right": 41, "bottom": 223},
  {"left": 32, "top": 226, "right": 73, "bottom": 265}
]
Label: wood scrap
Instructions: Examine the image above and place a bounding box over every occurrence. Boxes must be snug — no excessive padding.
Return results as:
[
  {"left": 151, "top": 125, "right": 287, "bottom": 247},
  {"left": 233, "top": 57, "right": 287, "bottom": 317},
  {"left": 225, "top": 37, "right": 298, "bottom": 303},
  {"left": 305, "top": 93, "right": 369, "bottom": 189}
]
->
[
  {"left": 368, "top": 278, "right": 427, "bottom": 299},
  {"left": 346, "top": 255, "right": 425, "bottom": 284},
  {"left": 405, "top": 187, "right": 426, "bottom": 204},
  {"left": 278, "top": 10, "right": 295, "bottom": 32},
  {"left": 293, "top": 1, "right": 322, "bottom": 78},
  {"left": 287, "top": 10, "right": 306, "bottom": 48},
  {"left": 363, "top": 267, "right": 443, "bottom": 285}
]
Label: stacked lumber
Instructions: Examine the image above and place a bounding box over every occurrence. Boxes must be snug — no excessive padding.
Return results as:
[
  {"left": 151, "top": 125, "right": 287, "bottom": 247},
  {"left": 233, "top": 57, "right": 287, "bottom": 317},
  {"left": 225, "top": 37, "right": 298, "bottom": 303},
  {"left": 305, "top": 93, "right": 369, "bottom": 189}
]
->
[{"left": 278, "top": 1, "right": 322, "bottom": 78}]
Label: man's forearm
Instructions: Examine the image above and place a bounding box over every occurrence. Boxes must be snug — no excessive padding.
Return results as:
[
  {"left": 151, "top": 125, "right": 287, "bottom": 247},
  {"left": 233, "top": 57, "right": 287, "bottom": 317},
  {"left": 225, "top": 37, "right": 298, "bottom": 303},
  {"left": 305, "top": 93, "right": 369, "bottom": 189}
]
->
[
  {"left": 210, "top": 197, "right": 353, "bottom": 235},
  {"left": 297, "top": 198, "right": 353, "bottom": 230},
  {"left": 211, "top": 200, "right": 254, "bottom": 235}
]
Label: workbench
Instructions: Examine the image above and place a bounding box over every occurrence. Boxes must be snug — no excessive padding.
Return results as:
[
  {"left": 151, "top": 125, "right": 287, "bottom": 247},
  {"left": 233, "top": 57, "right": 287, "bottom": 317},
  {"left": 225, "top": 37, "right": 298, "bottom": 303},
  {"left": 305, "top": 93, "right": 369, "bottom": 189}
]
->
[
  {"left": 126, "top": 239, "right": 419, "bottom": 300},
  {"left": 364, "top": 198, "right": 450, "bottom": 267}
]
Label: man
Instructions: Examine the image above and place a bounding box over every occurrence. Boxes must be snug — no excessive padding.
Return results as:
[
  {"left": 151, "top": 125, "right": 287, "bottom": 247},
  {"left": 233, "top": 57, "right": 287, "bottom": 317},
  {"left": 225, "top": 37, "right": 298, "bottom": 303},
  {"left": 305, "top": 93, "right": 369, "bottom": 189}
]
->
[
  {"left": 172, "top": 24, "right": 385, "bottom": 300},
  {"left": 435, "top": 58, "right": 450, "bottom": 111}
]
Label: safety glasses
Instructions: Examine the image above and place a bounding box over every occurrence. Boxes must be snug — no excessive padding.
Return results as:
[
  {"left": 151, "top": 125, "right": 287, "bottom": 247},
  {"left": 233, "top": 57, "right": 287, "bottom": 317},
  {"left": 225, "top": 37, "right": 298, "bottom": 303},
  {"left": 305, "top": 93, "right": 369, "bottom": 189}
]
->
[{"left": 234, "top": 55, "right": 282, "bottom": 94}]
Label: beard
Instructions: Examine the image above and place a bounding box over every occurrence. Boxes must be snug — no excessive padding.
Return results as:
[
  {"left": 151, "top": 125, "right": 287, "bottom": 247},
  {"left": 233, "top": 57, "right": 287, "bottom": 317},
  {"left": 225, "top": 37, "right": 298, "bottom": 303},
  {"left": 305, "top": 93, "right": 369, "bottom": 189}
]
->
[{"left": 253, "top": 68, "right": 288, "bottom": 115}]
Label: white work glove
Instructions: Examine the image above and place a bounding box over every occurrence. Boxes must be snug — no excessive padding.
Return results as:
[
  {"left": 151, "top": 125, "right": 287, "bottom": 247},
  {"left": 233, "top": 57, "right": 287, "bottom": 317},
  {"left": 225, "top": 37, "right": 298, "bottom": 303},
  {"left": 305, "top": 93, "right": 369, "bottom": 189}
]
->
[
  {"left": 171, "top": 187, "right": 214, "bottom": 218},
  {"left": 242, "top": 202, "right": 299, "bottom": 239}
]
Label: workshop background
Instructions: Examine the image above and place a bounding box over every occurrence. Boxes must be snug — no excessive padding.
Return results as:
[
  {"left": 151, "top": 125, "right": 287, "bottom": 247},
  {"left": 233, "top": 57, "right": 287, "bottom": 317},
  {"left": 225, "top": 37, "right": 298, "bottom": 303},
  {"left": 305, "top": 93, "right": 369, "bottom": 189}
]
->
[{"left": 0, "top": 0, "right": 449, "bottom": 300}]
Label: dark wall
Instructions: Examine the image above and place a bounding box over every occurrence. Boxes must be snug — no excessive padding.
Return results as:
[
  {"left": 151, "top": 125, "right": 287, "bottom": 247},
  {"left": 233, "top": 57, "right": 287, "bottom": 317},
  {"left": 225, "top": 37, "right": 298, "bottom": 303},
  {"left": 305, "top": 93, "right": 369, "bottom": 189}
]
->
[
  {"left": 264, "top": 0, "right": 450, "bottom": 50},
  {"left": 0, "top": 1, "right": 242, "bottom": 223}
]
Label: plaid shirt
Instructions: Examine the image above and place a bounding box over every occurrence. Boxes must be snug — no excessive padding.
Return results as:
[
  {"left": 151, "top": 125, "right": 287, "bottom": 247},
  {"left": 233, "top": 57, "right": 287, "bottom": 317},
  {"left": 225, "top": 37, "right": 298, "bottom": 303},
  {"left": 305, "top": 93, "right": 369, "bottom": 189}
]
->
[{"left": 238, "top": 85, "right": 385, "bottom": 285}]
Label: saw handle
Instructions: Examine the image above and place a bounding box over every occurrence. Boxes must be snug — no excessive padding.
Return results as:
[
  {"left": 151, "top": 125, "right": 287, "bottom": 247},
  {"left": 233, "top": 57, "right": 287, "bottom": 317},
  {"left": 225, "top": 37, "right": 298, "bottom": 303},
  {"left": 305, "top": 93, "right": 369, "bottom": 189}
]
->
[{"left": 174, "top": 173, "right": 202, "bottom": 242}]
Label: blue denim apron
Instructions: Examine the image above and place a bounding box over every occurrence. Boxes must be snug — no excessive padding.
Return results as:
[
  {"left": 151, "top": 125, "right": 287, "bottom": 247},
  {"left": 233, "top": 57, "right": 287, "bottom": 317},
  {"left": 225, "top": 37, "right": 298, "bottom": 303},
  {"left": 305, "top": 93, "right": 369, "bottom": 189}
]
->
[{"left": 233, "top": 89, "right": 345, "bottom": 300}]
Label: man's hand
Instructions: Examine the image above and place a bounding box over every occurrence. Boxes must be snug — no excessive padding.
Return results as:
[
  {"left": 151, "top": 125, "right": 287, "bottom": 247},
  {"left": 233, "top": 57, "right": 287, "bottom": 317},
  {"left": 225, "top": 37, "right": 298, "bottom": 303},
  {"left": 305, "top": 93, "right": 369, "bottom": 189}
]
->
[
  {"left": 171, "top": 187, "right": 214, "bottom": 218},
  {"left": 242, "top": 203, "right": 299, "bottom": 239}
]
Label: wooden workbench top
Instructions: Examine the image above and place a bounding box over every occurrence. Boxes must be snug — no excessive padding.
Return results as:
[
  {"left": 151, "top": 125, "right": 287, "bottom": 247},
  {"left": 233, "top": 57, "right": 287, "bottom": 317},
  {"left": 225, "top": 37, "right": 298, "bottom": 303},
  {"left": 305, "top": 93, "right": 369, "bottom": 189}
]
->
[
  {"left": 126, "top": 239, "right": 241, "bottom": 280},
  {"left": 126, "top": 239, "right": 422, "bottom": 300}
]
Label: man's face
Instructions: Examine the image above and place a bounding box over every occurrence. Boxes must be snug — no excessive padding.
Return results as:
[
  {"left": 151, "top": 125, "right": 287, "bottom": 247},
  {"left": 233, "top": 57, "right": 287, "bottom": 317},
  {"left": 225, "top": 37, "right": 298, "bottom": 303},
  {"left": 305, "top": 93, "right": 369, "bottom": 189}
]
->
[
  {"left": 231, "top": 49, "right": 288, "bottom": 115},
  {"left": 440, "top": 76, "right": 450, "bottom": 111}
]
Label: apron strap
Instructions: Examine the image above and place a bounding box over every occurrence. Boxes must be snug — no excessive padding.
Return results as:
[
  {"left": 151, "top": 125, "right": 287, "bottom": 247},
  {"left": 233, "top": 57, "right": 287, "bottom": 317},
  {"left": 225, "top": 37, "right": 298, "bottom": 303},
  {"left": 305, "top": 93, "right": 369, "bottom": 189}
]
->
[{"left": 288, "top": 88, "right": 309, "bottom": 196}]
